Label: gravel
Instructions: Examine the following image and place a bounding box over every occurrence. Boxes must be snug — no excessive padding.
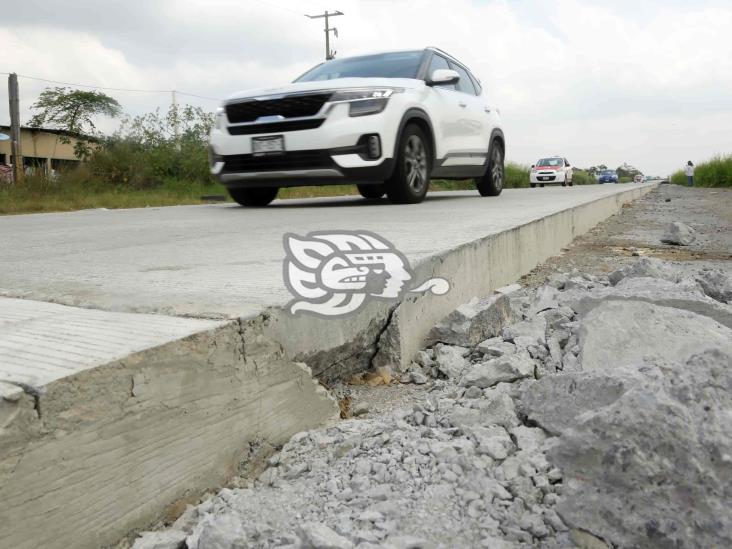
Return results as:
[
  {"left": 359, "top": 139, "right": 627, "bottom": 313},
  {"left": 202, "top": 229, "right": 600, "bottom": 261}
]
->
[{"left": 129, "top": 186, "right": 732, "bottom": 549}]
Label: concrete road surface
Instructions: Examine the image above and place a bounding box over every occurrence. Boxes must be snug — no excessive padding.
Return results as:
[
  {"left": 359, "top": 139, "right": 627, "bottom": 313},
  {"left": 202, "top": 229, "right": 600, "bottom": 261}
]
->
[{"left": 0, "top": 184, "right": 656, "bottom": 320}]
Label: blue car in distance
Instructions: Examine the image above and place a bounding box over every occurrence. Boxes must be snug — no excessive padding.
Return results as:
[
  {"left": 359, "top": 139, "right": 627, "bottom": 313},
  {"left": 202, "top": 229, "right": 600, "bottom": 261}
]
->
[{"left": 597, "top": 169, "right": 619, "bottom": 184}]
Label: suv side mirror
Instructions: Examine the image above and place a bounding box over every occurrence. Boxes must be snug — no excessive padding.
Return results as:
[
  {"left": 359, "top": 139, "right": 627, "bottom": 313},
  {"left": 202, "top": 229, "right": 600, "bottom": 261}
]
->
[
  {"left": 428, "top": 69, "right": 460, "bottom": 86},
  {"left": 531, "top": 165, "right": 535, "bottom": 168}
]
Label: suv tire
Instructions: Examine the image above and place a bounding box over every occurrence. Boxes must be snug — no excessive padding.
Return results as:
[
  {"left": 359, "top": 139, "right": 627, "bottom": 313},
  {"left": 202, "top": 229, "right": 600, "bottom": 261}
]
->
[
  {"left": 229, "top": 187, "right": 279, "bottom": 207},
  {"left": 386, "top": 124, "right": 431, "bottom": 204},
  {"left": 477, "top": 141, "right": 504, "bottom": 196},
  {"left": 357, "top": 184, "right": 385, "bottom": 199}
]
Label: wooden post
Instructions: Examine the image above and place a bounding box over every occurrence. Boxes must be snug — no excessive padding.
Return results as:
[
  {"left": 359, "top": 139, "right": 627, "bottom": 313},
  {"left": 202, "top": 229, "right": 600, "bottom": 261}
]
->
[{"left": 7, "top": 72, "right": 23, "bottom": 183}]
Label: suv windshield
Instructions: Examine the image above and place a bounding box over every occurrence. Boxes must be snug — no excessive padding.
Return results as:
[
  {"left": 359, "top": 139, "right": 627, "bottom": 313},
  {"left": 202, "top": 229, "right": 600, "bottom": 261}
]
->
[
  {"left": 537, "top": 158, "right": 563, "bottom": 167},
  {"left": 295, "top": 51, "right": 424, "bottom": 82},
  {"left": 601, "top": 170, "right": 616, "bottom": 175}
]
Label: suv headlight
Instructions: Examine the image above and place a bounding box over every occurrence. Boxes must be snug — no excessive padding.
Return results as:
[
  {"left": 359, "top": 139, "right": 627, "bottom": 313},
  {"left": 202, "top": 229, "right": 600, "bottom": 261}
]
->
[
  {"left": 331, "top": 88, "right": 402, "bottom": 117},
  {"left": 214, "top": 107, "right": 226, "bottom": 130}
]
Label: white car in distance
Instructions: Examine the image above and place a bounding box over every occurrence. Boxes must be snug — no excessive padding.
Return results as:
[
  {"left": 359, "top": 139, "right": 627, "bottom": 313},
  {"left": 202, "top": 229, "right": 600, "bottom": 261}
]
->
[
  {"left": 209, "top": 48, "right": 506, "bottom": 206},
  {"left": 530, "top": 157, "right": 573, "bottom": 187}
]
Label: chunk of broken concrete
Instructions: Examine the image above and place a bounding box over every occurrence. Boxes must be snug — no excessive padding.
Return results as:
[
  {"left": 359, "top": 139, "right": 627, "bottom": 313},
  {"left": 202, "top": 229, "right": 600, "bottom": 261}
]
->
[
  {"left": 578, "top": 300, "right": 732, "bottom": 371},
  {"left": 502, "top": 316, "right": 547, "bottom": 346},
  {"left": 427, "top": 294, "right": 514, "bottom": 347},
  {"left": 477, "top": 339, "right": 517, "bottom": 358},
  {"left": 461, "top": 353, "right": 535, "bottom": 388},
  {"left": 549, "top": 348, "right": 732, "bottom": 549},
  {"left": 132, "top": 530, "right": 187, "bottom": 549},
  {"left": 566, "top": 276, "right": 732, "bottom": 329},
  {"left": 607, "top": 257, "right": 682, "bottom": 286},
  {"left": 433, "top": 344, "right": 469, "bottom": 380},
  {"left": 695, "top": 268, "right": 732, "bottom": 304},
  {"left": 660, "top": 221, "right": 696, "bottom": 245},
  {"left": 298, "top": 522, "right": 354, "bottom": 549}
]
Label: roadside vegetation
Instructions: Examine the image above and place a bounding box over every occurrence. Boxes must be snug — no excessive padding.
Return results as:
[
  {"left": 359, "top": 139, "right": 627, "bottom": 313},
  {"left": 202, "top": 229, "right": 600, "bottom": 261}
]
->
[
  {"left": 1, "top": 86, "right": 650, "bottom": 215},
  {"left": 670, "top": 155, "right": 732, "bottom": 187}
]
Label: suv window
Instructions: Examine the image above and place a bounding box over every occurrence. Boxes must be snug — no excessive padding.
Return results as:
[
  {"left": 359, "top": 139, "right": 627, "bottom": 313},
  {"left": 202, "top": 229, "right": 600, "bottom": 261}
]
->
[
  {"left": 469, "top": 73, "right": 482, "bottom": 95},
  {"left": 427, "top": 54, "right": 455, "bottom": 90},
  {"left": 537, "top": 158, "right": 564, "bottom": 167},
  {"left": 449, "top": 62, "right": 477, "bottom": 95},
  {"left": 295, "top": 51, "right": 424, "bottom": 82}
]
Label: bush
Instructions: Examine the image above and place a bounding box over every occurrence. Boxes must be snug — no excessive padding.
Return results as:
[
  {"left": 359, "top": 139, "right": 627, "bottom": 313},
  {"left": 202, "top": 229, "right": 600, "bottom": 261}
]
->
[
  {"left": 572, "top": 169, "right": 594, "bottom": 185},
  {"left": 670, "top": 155, "right": 732, "bottom": 187},
  {"left": 505, "top": 162, "right": 530, "bottom": 188},
  {"left": 85, "top": 104, "right": 214, "bottom": 189}
]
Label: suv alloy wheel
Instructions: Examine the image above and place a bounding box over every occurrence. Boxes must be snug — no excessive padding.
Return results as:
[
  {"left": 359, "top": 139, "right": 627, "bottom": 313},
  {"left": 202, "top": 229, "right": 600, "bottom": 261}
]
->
[
  {"left": 477, "top": 141, "right": 504, "bottom": 196},
  {"left": 386, "top": 124, "right": 431, "bottom": 204}
]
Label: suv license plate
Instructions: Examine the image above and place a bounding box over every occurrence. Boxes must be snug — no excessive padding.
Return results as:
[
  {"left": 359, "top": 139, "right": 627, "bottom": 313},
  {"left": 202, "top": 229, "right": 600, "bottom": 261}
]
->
[{"left": 252, "top": 135, "right": 284, "bottom": 156}]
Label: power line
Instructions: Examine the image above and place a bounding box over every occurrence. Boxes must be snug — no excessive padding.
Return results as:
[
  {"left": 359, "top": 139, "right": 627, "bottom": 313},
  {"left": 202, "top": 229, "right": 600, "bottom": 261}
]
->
[{"left": 0, "top": 71, "right": 220, "bottom": 101}]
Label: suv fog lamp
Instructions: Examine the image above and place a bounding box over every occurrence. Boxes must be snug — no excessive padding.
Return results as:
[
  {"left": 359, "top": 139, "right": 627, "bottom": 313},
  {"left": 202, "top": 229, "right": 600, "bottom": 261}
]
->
[{"left": 367, "top": 135, "right": 381, "bottom": 159}]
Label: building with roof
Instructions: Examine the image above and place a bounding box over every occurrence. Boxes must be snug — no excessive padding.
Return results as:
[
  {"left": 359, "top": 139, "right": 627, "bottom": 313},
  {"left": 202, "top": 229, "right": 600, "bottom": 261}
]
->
[{"left": 0, "top": 125, "right": 90, "bottom": 174}]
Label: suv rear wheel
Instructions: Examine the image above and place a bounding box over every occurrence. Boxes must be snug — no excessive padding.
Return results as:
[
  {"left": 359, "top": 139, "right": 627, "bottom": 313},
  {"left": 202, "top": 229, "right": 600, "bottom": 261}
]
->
[
  {"left": 386, "top": 124, "right": 430, "bottom": 204},
  {"left": 228, "top": 187, "right": 279, "bottom": 207},
  {"left": 477, "top": 141, "right": 504, "bottom": 196},
  {"left": 357, "top": 184, "right": 385, "bottom": 199}
]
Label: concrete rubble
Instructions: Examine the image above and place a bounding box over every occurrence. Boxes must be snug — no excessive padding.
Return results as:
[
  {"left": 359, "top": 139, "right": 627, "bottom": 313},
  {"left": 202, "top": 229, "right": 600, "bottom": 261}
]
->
[
  {"left": 131, "top": 258, "right": 732, "bottom": 549},
  {"left": 660, "top": 221, "right": 696, "bottom": 246}
]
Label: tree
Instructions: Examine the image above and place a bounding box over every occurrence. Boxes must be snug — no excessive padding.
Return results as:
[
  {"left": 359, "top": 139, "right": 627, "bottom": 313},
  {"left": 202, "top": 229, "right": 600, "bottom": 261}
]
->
[{"left": 29, "top": 87, "right": 122, "bottom": 159}]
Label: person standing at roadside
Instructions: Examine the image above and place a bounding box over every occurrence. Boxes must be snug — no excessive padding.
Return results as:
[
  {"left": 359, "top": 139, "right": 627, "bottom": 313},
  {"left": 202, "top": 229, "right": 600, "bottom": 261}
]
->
[{"left": 684, "top": 161, "right": 694, "bottom": 186}]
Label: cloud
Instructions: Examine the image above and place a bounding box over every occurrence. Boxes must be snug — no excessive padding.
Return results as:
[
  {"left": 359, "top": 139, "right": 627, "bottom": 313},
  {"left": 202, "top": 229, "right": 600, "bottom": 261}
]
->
[{"left": 1, "top": 0, "right": 731, "bottom": 174}]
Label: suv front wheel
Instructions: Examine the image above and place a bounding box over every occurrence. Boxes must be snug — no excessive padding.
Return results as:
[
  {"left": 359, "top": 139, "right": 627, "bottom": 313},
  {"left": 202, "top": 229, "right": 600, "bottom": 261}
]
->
[
  {"left": 386, "top": 124, "right": 431, "bottom": 204},
  {"left": 476, "top": 141, "right": 504, "bottom": 196},
  {"left": 228, "top": 187, "right": 279, "bottom": 207}
]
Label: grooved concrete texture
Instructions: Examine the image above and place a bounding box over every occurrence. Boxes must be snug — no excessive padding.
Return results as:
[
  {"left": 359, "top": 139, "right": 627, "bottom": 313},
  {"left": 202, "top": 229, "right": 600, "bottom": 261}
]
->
[{"left": 0, "top": 183, "right": 657, "bottom": 548}]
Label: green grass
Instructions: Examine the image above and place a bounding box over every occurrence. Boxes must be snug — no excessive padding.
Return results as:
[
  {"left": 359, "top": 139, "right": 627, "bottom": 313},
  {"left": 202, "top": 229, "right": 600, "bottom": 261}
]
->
[
  {"left": 0, "top": 174, "right": 230, "bottom": 215},
  {"left": 0, "top": 161, "right": 573, "bottom": 216},
  {"left": 670, "top": 155, "right": 732, "bottom": 187}
]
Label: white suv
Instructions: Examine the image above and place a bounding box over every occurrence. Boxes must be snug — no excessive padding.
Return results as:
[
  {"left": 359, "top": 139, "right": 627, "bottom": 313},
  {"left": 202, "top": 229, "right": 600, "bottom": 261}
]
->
[
  {"left": 209, "top": 48, "right": 505, "bottom": 206},
  {"left": 530, "top": 157, "right": 573, "bottom": 187}
]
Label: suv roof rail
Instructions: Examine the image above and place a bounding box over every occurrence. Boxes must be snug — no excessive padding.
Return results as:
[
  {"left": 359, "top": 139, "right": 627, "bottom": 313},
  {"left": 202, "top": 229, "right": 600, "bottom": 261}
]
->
[{"left": 426, "top": 46, "right": 459, "bottom": 63}]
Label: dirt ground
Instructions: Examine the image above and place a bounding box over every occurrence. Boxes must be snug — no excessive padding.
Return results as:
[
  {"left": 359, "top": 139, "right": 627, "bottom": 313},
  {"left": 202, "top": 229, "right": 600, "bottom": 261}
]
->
[{"left": 519, "top": 183, "right": 731, "bottom": 288}]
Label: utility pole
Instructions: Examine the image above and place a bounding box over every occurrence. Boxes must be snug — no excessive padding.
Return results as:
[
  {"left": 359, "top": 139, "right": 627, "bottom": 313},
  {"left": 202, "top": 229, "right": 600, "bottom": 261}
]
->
[
  {"left": 171, "top": 89, "right": 180, "bottom": 141},
  {"left": 305, "top": 10, "right": 344, "bottom": 60},
  {"left": 7, "top": 73, "right": 23, "bottom": 184}
]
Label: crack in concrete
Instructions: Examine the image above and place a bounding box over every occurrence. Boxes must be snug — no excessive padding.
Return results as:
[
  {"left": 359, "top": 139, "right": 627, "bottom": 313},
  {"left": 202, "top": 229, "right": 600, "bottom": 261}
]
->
[
  {"left": 367, "top": 304, "right": 398, "bottom": 371},
  {"left": 4, "top": 381, "right": 44, "bottom": 420}
]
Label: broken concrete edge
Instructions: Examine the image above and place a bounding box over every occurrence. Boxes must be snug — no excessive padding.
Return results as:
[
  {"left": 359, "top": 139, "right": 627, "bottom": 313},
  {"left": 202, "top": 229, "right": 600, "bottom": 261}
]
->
[
  {"left": 252, "top": 184, "right": 658, "bottom": 385},
  {"left": 367, "top": 183, "right": 659, "bottom": 375},
  {"left": 0, "top": 317, "right": 340, "bottom": 549}
]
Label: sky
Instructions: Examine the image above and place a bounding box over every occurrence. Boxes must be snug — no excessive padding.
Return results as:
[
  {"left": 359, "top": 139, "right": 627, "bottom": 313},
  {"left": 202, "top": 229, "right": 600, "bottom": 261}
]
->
[{"left": 1, "top": 0, "right": 731, "bottom": 175}]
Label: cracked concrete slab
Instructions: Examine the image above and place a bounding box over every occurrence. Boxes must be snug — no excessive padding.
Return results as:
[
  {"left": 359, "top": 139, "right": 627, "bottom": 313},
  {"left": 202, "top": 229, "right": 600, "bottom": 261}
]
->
[
  {"left": 0, "top": 303, "right": 339, "bottom": 549},
  {"left": 0, "top": 297, "right": 223, "bottom": 388}
]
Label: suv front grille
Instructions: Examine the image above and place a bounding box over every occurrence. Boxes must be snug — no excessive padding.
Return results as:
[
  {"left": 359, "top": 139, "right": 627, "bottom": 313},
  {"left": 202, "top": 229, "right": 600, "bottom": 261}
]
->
[
  {"left": 227, "top": 119, "right": 325, "bottom": 135},
  {"left": 221, "top": 150, "right": 334, "bottom": 173},
  {"left": 225, "top": 93, "right": 333, "bottom": 124}
]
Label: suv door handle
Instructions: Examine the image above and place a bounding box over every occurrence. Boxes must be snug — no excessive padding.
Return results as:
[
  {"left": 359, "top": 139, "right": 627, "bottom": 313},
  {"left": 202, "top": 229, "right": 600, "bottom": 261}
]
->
[
  {"left": 484, "top": 107, "right": 491, "bottom": 113},
  {"left": 458, "top": 101, "right": 467, "bottom": 108}
]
